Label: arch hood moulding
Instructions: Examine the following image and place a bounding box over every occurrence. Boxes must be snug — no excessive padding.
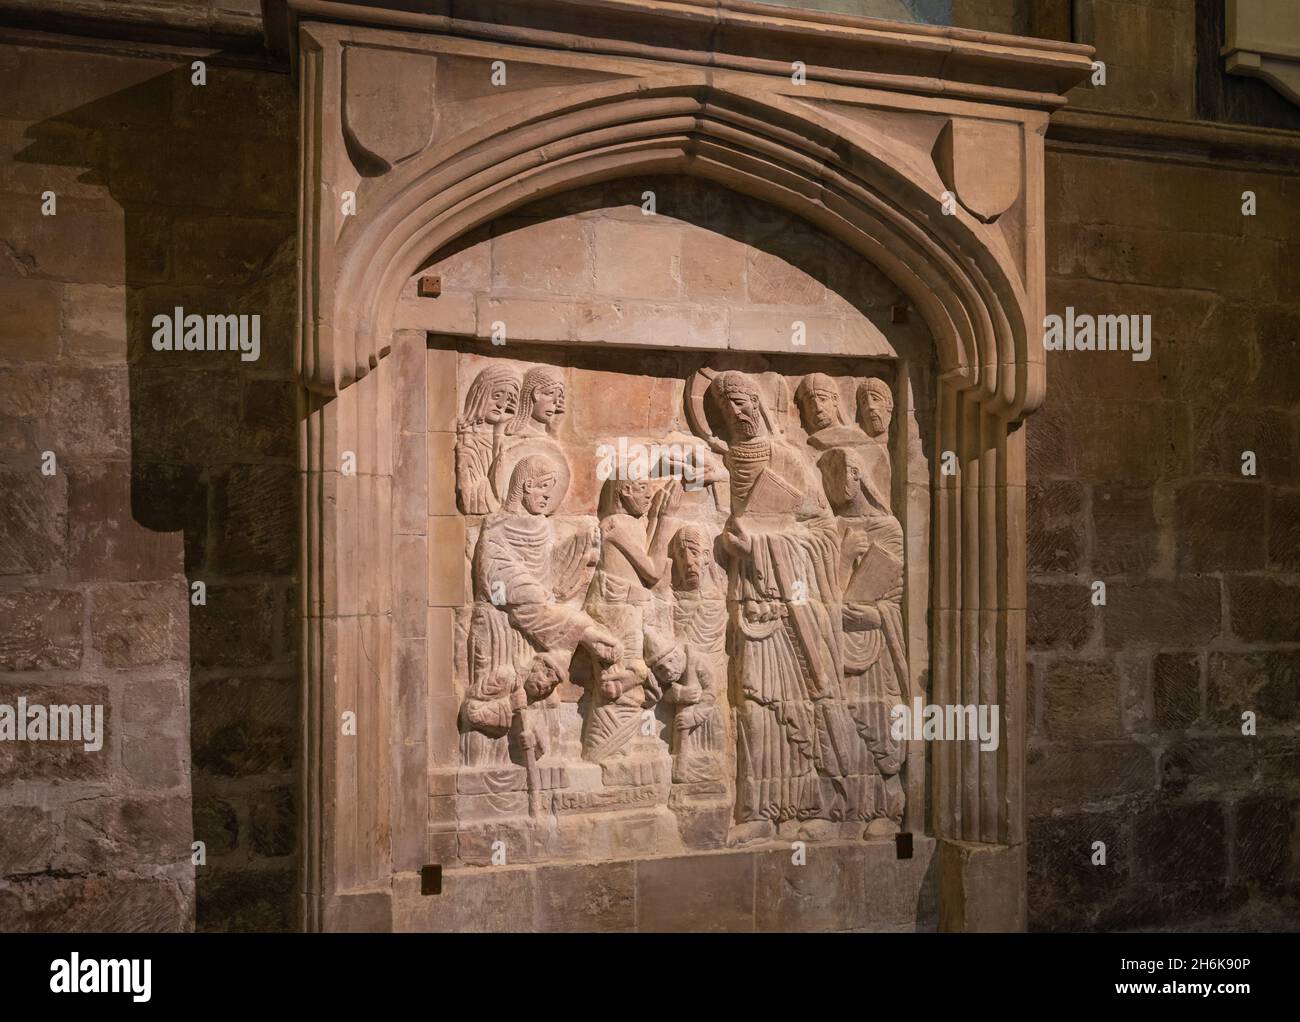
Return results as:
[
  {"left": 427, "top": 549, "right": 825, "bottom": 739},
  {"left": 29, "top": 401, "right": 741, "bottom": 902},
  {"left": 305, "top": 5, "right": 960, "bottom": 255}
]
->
[{"left": 279, "top": 0, "right": 1093, "bottom": 932}]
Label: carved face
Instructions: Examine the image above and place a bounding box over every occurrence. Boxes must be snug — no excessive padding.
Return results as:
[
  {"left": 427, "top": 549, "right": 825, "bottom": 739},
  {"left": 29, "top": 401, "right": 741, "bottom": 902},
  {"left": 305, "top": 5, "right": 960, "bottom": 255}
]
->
[
  {"left": 521, "top": 470, "right": 559, "bottom": 514},
  {"left": 485, "top": 381, "right": 519, "bottom": 424},
  {"left": 860, "top": 389, "right": 892, "bottom": 438},
  {"left": 523, "top": 657, "right": 561, "bottom": 701},
  {"left": 672, "top": 535, "right": 708, "bottom": 590},
  {"left": 720, "top": 388, "right": 762, "bottom": 439},
  {"left": 530, "top": 382, "right": 565, "bottom": 427},
  {"left": 619, "top": 479, "right": 653, "bottom": 517},
  {"left": 650, "top": 645, "right": 687, "bottom": 685},
  {"left": 800, "top": 386, "right": 840, "bottom": 432}
]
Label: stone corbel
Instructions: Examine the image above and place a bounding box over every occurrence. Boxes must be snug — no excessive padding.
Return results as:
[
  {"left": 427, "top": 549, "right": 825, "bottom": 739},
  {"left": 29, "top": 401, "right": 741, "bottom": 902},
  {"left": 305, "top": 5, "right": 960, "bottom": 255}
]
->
[{"left": 1223, "top": 0, "right": 1300, "bottom": 107}]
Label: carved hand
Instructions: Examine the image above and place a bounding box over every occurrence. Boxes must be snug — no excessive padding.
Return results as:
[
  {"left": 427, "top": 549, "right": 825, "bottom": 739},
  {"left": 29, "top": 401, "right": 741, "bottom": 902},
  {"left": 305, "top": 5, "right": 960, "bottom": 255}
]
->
[
  {"left": 723, "top": 518, "right": 751, "bottom": 556},
  {"left": 844, "top": 602, "right": 882, "bottom": 629}
]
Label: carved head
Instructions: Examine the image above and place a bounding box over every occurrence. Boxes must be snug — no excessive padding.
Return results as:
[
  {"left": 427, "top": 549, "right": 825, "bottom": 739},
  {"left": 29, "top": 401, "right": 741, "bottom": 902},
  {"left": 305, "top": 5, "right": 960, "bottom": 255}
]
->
[
  {"left": 795, "top": 372, "right": 843, "bottom": 433},
  {"left": 461, "top": 365, "right": 520, "bottom": 428},
  {"left": 598, "top": 475, "right": 653, "bottom": 519},
  {"left": 510, "top": 366, "right": 565, "bottom": 435},
  {"left": 856, "top": 378, "right": 894, "bottom": 438},
  {"left": 669, "top": 524, "right": 711, "bottom": 591},
  {"left": 504, "top": 452, "right": 566, "bottom": 515},
  {"left": 644, "top": 628, "right": 686, "bottom": 685},
  {"left": 710, "top": 371, "right": 766, "bottom": 440},
  {"left": 523, "top": 651, "right": 568, "bottom": 702},
  {"left": 817, "top": 445, "right": 866, "bottom": 511}
]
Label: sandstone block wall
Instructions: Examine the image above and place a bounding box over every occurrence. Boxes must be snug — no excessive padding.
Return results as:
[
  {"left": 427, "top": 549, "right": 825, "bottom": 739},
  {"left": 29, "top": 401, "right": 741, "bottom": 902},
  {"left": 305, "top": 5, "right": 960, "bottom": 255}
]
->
[{"left": 0, "top": 37, "right": 298, "bottom": 930}]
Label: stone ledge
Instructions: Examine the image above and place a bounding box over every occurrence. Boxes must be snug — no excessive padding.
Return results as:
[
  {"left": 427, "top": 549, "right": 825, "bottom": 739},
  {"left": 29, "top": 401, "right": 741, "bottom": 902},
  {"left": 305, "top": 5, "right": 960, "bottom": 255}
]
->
[{"left": 393, "top": 835, "right": 937, "bottom": 932}]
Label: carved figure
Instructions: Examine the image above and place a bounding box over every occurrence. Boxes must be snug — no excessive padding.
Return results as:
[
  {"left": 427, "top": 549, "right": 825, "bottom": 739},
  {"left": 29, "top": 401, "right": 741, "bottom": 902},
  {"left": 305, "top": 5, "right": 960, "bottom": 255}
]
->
[
  {"left": 581, "top": 475, "right": 680, "bottom": 762},
  {"left": 455, "top": 364, "right": 520, "bottom": 514},
  {"left": 461, "top": 450, "right": 620, "bottom": 774},
  {"left": 693, "top": 370, "right": 858, "bottom": 845}
]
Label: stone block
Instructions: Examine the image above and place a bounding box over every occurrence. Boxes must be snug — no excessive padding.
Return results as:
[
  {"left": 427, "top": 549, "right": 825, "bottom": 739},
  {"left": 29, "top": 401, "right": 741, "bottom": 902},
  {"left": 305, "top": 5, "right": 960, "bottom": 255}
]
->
[
  {"left": 195, "top": 868, "right": 293, "bottom": 933},
  {"left": 0, "top": 804, "right": 59, "bottom": 875},
  {"left": 0, "top": 277, "right": 60, "bottom": 360},
  {"left": 1235, "top": 796, "right": 1293, "bottom": 883},
  {"left": 191, "top": 674, "right": 296, "bottom": 778},
  {"left": 534, "top": 861, "right": 636, "bottom": 932},
  {"left": 0, "top": 466, "right": 66, "bottom": 576},
  {"left": 0, "top": 589, "right": 82, "bottom": 669},
  {"left": 190, "top": 583, "right": 278, "bottom": 669},
  {"left": 1027, "top": 582, "right": 1094, "bottom": 650},
  {"left": 68, "top": 461, "right": 185, "bottom": 582},
  {"left": 754, "top": 843, "right": 866, "bottom": 932},
  {"left": 635, "top": 853, "right": 755, "bottom": 932},
  {"left": 494, "top": 216, "right": 592, "bottom": 295},
  {"left": 1104, "top": 578, "right": 1221, "bottom": 648},
  {"left": 1269, "top": 489, "right": 1300, "bottom": 571},
  {"left": 1227, "top": 578, "right": 1300, "bottom": 643},
  {"left": 1207, "top": 651, "right": 1299, "bottom": 726},
  {"left": 212, "top": 463, "right": 296, "bottom": 576},
  {"left": 1043, "top": 658, "right": 1121, "bottom": 739},
  {"left": 64, "top": 795, "right": 192, "bottom": 871},
  {"left": 1174, "top": 480, "right": 1268, "bottom": 572},
  {"left": 192, "top": 796, "right": 239, "bottom": 857},
  {"left": 1091, "top": 484, "right": 1157, "bottom": 576},
  {"left": 90, "top": 581, "right": 187, "bottom": 668},
  {"left": 1133, "top": 802, "right": 1227, "bottom": 882},
  {"left": 592, "top": 219, "right": 679, "bottom": 299},
  {"left": 1026, "top": 478, "right": 1084, "bottom": 574},
  {"left": 249, "top": 786, "right": 295, "bottom": 858},
  {"left": 1152, "top": 652, "right": 1199, "bottom": 730},
  {"left": 0, "top": 682, "right": 111, "bottom": 782}
]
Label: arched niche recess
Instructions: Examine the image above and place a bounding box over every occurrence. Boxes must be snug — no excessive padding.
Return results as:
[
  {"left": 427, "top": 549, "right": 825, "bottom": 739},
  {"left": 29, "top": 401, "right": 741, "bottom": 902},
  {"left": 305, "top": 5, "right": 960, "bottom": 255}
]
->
[{"left": 281, "top": 0, "right": 1093, "bottom": 933}]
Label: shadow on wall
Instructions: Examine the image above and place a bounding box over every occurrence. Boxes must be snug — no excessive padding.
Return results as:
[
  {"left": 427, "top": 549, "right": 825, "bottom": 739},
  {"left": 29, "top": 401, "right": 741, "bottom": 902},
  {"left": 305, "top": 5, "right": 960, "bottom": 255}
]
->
[{"left": 14, "top": 54, "right": 299, "bottom": 931}]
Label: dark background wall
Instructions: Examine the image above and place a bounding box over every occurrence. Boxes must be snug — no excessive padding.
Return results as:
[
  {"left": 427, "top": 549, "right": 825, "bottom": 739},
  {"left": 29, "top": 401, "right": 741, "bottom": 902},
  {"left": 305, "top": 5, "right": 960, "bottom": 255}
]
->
[
  {"left": 0, "top": 0, "right": 1295, "bottom": 931},
  {"left": 0, "top": 22, "right": 298, "bottom": 930}
]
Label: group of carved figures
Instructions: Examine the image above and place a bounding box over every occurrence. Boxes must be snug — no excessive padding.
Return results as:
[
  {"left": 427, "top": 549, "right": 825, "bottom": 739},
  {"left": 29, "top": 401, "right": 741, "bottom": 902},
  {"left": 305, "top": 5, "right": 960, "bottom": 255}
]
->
[{"left": 454, "top": 360, "right": 908, "bottom": 845}]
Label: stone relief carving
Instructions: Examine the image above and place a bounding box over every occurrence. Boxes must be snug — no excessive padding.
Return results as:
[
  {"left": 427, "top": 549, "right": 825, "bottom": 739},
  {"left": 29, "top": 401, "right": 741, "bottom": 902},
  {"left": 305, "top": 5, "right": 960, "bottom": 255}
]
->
[{"left": 452, "top": 357, "right": 909, "bottom": 853}]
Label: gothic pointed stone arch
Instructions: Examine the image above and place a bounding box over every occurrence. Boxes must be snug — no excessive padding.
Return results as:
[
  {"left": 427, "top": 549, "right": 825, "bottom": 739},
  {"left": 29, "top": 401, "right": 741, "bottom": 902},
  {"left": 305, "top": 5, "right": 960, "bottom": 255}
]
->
[{"left": 290, "top": 3, "right": 1092, "bottom": 933}]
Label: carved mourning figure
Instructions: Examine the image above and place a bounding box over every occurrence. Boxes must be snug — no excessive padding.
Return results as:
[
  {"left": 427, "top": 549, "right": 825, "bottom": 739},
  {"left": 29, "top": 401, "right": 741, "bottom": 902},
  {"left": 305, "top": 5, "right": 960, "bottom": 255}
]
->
[
  {"left": 696, "top": 370, "right": 860, "bottom": 845},
  {"left": 461, "top": 450, "right": 621, "bottom": 784},
  {"left": 816, "top": 445, "right": 907, "bottom": 831},
  {"left": 455, "top": 364, "right": 521, "bottom": 515},
  {"left": 508, "top": 365, "right": 566, "bottom": 437},
  {"left": 581, "top": 475, "right": 681, "bottom": 762}
]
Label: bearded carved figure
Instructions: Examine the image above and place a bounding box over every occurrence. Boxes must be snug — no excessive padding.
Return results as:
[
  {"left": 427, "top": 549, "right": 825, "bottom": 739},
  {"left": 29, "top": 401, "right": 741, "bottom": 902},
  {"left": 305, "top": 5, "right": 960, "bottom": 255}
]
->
[{"left": 690, "top": 370, "right": 861, "bottom": 845}]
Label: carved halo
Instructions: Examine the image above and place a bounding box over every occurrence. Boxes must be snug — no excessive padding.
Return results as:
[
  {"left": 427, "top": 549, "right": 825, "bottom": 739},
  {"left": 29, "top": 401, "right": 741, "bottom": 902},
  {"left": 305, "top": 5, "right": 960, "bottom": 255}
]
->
[{"left": 492, "top": 435, "right": 570, "bottom": 513}]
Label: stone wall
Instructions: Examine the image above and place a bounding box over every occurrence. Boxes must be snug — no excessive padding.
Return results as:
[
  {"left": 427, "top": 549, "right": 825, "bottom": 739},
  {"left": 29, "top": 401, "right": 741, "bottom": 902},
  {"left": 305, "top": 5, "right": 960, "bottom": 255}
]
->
[
  {"left": 0, "top": 37, "right": 298, "bottom": 930},
  {"left": 1024, "top": 0, "right": 1300, "bottom": 931}
]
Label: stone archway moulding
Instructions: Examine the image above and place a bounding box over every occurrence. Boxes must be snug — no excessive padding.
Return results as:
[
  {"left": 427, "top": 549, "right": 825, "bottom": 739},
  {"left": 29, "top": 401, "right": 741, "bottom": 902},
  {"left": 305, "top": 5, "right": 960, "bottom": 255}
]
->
[{"left": 278, "top": 0, "right": 1092, "bottom": 932}]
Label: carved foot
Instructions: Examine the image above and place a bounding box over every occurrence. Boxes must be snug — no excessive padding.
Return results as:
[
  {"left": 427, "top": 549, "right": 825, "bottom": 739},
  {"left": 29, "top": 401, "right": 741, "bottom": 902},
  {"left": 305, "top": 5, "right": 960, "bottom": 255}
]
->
[
  {"left": 863, "top": 817, "right": 901, "bottom": 840},
  {"left": 726, "top": 820, "right": 776, "bottom": 847},
  {"left": 793, "top": 818, "right": 837, "bottom": 842}
]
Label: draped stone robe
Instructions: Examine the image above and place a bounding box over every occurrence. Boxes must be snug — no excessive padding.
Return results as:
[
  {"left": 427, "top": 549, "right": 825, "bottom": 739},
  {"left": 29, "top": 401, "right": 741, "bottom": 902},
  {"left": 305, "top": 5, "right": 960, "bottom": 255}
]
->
[{"left": 723, "top": 435, "right": 857, "bottom": 824}]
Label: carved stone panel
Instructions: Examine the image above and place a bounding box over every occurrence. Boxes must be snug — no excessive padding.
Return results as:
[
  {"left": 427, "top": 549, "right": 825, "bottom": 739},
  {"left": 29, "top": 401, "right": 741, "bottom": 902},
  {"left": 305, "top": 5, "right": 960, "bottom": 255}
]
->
[{"left": 434, "top": 342, "right": 924, "bottom": 862}]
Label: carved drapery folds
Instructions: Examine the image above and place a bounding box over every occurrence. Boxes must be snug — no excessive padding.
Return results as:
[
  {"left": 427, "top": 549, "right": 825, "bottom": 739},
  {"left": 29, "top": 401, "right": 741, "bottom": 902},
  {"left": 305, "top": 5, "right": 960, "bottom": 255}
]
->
[{"left": 291, "top": 0, "right": 1093, "bottom": 932}]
